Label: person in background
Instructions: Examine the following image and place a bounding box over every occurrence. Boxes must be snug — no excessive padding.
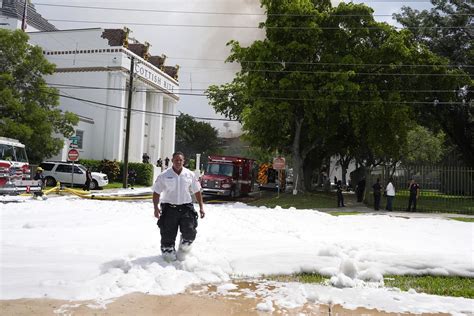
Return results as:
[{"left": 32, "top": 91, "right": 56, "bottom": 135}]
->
[
  {"left": 336, "top": 180, "right": 345, "bottom": 207},
  {"left": 356, "top": 177, "right": 366, "bottom": 202},
  {"left": 372, "top": 178, "right": 382, "bottom": 210},
  {"left": 142, "top": 153, "right": 150, "bottom": 164},
  {"left": 157, "top": 158, "right": 163, "bottom": 168},
  {"left": 152, "top": 152, "right": 205, "bottom": 262},
  {"left": 34, "top": 167, "right": 45, "bottom": 188},
  {"left": 164, "top": 157, "right": 170, "bottom": 168},
  {"left": 385, "top": 177, "right": 395, "bottom": 211},
  {"left": 83, "top": 167, "right": 93, "bottom": 191},
  {"left": 128, "top": 169, "right": 137, "bottom": 189},
  {"left": 406, "top": 179, "right": 420, "bottom": 212}
]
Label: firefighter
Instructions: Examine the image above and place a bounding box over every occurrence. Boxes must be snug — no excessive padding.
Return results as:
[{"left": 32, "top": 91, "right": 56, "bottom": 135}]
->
[
  {"left": 34, "top": 167, "right": 45, "bottom": 188},
  {"left": 152, "top": 152, "right": 205, "bottom": 262}
]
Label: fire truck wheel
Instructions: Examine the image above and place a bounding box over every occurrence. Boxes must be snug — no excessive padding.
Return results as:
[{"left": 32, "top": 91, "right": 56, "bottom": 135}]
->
[{"left": 45, "top": 177, "right": 57, "bottom": 187}]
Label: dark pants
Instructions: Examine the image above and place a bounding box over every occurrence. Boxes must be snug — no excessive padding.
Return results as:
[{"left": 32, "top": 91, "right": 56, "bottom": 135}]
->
[
  {"left": 157, "top": 203, "right": 198, "bottom": 251},
  {"left": 83, "top": 180, "right": 90, "bottom": 191},
  {"left": 386, "top": 196, "right": 394, "bottom": 211},
  {"left": 407, "top": 194, "right": 417, "bottom": 212},
  {"left": 337, "top": 191, "right": 344, "bottom": 207},
  {"left": 374, "top": 192, "right": 381, "bottom": 210}
]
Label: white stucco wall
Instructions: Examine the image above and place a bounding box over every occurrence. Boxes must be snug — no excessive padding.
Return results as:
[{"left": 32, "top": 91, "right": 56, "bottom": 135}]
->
[{"left": 27, "top": 28, "right": 179, "bottom": 163}]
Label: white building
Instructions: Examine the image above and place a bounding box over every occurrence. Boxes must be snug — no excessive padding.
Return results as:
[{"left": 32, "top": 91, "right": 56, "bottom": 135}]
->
[
  {"left": 1, "top": 0, "right": 180, "bottom": 164},
  {"left": 28, "top": 28, "right": 180, "bottom": 163}
]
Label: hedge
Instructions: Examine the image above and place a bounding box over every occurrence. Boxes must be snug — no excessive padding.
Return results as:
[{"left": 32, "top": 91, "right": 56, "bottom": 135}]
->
[{"left": 78, "top": 159, "right": 154, "bottom": 186}]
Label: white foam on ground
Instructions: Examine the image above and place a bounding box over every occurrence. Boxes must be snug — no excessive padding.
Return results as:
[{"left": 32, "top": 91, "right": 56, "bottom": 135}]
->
[{"left": 1, "top": 198, "right": 473, "bottom": 314}]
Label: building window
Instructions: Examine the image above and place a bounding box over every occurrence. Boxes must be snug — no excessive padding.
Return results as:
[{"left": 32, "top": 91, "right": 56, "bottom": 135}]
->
[{"left": 76, "top": 130, "right": 84, "bottom": 149}]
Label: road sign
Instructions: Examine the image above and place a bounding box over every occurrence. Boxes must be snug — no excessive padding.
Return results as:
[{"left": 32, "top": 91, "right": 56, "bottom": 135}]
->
[
  {"left": 68, "top": 149, "right": 79, "bottom": 161},
  {"left": 69, "top": 136, "right": 78, "bottom": 145},
  {"left": 273, "top": 157, "right": 286, "bottom": 170}
]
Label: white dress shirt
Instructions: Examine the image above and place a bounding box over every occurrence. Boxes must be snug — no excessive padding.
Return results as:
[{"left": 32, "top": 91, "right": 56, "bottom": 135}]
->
[
  {"left": 386, "top": 182, "right": 395, "bottom": 196},
  {"left": 152, "top": 167, "right": 201, "bottom": 204}
]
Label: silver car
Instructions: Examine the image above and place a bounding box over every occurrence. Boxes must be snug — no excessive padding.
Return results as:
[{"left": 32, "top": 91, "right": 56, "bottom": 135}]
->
[{"left": 39, "top": 162, "right": 108, "bottom": 189}]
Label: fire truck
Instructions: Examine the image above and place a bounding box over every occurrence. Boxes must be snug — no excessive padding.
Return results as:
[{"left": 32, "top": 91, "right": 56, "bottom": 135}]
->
[
  {"left": 0, "top": 137, "right": 42, "bottom": 195},
  {"left": 257, "top": 162, "right": 286, "bottom": 191},
  {"left": 200, "top": 155, "right": 256, "bottom": 198}
]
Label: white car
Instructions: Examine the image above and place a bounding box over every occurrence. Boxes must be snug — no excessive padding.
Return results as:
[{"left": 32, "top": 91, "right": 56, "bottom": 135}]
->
[{"left": 39, "top": 161, "right": 108, "bottom": 189}]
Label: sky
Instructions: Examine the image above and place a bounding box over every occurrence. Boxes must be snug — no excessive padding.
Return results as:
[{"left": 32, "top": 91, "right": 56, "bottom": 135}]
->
[
  {"left": 1, "top": 194, "right": 473, "bottom": 314},
  {"left": 31, "top": 0, "right": 433, "bottom": 135}
]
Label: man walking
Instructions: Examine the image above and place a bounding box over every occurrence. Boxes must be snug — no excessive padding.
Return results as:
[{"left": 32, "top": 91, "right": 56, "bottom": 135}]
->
[
  {"left": 152, "top": 152, "right": 205, "bottom": 261},
  {"left": 406, "top": 179, "right": 420, "bottom": 212}
]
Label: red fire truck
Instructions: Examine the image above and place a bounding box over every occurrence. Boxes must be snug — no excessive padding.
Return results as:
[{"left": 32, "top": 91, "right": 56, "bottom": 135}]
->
[
  {"left": 200, "top": 155, "right": 256, "bottom": 198},
  {"left": 0, "top": 137, "right": 42, "bottom": 195}
]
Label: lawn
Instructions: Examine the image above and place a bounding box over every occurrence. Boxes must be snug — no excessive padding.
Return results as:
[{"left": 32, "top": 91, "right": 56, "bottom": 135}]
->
[
  {"left": 270, "top": 273, "right": 474, "bottom": 298},
  {"left": 366, "top": 189, "right": 474, "bottom": 214},
  {"left": 249, "top": 191, "right": 337, "bottom": 209}
]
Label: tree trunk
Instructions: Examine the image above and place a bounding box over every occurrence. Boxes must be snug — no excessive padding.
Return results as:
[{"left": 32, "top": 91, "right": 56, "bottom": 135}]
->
[{"left": 292, "top": 118, "right": 305, "bottom": 193}]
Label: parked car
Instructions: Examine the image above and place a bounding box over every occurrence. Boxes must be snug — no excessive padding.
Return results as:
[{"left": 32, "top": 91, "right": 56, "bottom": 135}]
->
[{"left": 39, "top": 161, "right": 108, "bottom": 189}]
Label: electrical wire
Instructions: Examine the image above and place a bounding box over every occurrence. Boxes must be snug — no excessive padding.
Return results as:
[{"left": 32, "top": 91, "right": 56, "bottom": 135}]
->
[
  {"left": 46, "top": 18, "right": 472, "bottom": 30},
  {"left": 33, "top": 2, "right": 469, "bottom": 17},
  {"left": 44, "top": 83, "right": 468, "bottom": 105}
]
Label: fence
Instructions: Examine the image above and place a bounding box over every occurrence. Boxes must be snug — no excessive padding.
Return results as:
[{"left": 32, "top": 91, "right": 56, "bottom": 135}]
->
[{"left": 367, "top": 165, "right": 474, "bottom": 214}]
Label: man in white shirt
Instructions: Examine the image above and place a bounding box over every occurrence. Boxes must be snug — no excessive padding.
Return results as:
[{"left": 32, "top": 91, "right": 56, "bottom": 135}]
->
[
  {"left": 152, "top": 152, "right": 205, "bottom": 261},
  {"left": 385, "top": 177, "right": 396, "bottom": 211}
]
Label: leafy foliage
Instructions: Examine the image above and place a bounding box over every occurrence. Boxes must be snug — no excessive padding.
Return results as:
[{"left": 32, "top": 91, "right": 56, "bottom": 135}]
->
[
  {"left": 175, "top": 113, "right": 220, "bottom": 160},
  {"left": 403, "top": 125, "right": 445, "bottom": 164},
  {"left": 394, "top": 0, "right": 474, "bottom": 167},
  {"left": 207, "top": 0, "right": 468, "bottom": 190},
  {"left": 0, "top": 29, "right": 78, "bottom": 163}
]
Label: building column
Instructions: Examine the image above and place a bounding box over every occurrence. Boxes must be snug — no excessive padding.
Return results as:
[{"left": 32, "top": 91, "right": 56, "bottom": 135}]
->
[
  {"left": 104, "top": 72, "right": 126, "bottom": 161},
  {"left": 148, "top": 92, "right": 163, "bottom": 164},
  {"left": 129, "top": 84, "right": 146, "bottom": 162},
  {"left": 161, "top": 98, "right": 177, "bottom": 160}
]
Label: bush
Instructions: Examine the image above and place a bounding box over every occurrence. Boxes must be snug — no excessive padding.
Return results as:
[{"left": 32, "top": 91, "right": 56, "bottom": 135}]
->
[
  {"left": 117, "top": 162, "right": 154, "bottom": 186},
  {"left": 99, "top": 160, "right": 121, "bottom": 181},
  {"left": 78, "top": 159, "right": 101, "bottom": 171},
  {"left": 79, "top": 159, "right": 154, "bottom": 186}
]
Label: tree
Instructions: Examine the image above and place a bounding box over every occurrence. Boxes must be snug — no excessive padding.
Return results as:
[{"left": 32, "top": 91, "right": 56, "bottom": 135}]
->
[
  {"left": 0, "top": 29, "right": 78, "bottom": 163},
  {"left": 175, "top": 113, "right": 219, "bottom": 161},
  {"left": 403, "top": 125, "right": 445, "bottom": 164},
  {"left": 394, "top": 0, "right": 474, "bottom": 167},
  {"left": 208, "top": 1, "right": 466, "bottom": 191}
]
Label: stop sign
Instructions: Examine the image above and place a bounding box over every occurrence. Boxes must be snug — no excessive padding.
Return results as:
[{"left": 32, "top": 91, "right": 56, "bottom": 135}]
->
[
  {"left": 272, "top": 157, "right": 286, "bottom": 170},
  {"left": 68, "top": 149, "right": 79, "bottom": 161}
]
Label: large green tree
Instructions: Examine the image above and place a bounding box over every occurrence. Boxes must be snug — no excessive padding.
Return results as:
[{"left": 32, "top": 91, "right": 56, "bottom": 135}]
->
[
  {"left": 0, "top": 29, "right": 78, "bottom": 163},
  {"left": 175, "top": 113, "right": 219, "bottom": 161},
  {"left": 208, "top": 0, "right": 467, "bottom": 191},
  {"left": 394, "top": 0, "right": 474, "bottom": 167}
]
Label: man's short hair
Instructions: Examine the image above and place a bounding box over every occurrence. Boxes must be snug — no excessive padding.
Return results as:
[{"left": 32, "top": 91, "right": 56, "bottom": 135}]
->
[{"left": 172, "top": 151, "right": 185, "bottom": 159}]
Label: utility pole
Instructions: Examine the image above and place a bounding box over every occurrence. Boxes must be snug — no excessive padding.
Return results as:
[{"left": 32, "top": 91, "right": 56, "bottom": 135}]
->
[
  {"left": 123, "top": 56, "right": 135, "bottom": 188},
  {"left": 21, "top": 0, "right": 28, "bottom": 31}
]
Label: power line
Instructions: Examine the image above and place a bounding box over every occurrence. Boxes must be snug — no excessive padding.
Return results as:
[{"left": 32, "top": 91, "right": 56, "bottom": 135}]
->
[
  {"left": 47, "top": 82, "right": 470, "bottom": 95},
  {"left": 46, "top": 55, "right": 472, "bottom": 69},
  {"left": 33, "top": 2, "right": 469, "bottom": 17},
  {"left": 46, "top": 19, "right": 472, "bottom": 30},
  {"left": 45, "top": 83, "right": 468, "bottom": 105},
  {"left": 39, "top": 89, "right": 239, "bottom": 122}
]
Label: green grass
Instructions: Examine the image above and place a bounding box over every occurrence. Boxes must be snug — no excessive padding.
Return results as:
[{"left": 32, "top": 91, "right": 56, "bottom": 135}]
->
[
  {"left": 384, "top": 275, "right": 474, "bottom": 298},
  {"left": 249, "top": 191, "right": 337, "bottom": 209},
  {"left": 329, "top": 211, "right": 362, "bottom": 216},
  {"left": 269, "top": 273, "right": 474, "bottom": 298},
  {"left": 450, "top": 217, "right": 474, "bottom": 222},
  {"left": 103, "top": 182, "right": 146, "bottom": 189},
  {"left": 366, "top": 190, "right": 474, "bottom": 214}
]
